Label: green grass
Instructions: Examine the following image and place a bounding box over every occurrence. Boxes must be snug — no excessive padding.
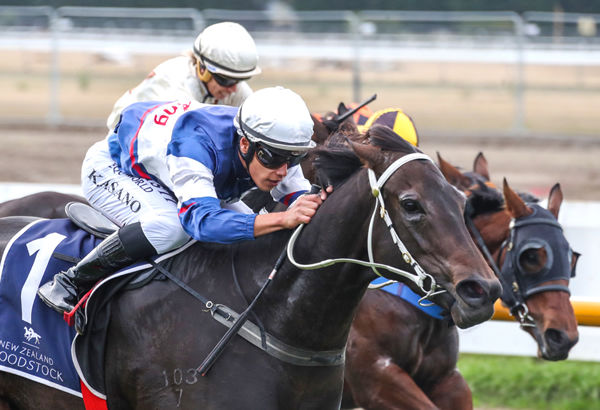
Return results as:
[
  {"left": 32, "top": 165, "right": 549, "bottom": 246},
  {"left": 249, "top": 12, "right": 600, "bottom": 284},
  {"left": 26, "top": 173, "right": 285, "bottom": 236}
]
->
[{"left": 458, "top": 354, "right": 600, "bottom": 410}]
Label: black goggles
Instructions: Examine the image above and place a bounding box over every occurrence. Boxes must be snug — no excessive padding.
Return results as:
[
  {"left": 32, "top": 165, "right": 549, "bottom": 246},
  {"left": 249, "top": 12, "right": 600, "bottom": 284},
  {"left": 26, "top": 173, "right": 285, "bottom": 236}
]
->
[
  {"left": 255, "top": 143, "right": 306, "bottom": 169},
  {"left": 212, "top": 73, "right": 247, "bottom": 88}
]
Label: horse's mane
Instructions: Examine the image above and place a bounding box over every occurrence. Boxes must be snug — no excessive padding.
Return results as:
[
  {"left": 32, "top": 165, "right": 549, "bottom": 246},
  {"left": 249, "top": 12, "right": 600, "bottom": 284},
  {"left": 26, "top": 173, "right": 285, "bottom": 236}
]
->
[
  {"left": 463, "top": 176, "right": 540, "bottom": 217},
  {"left": 463, "top": 172, "right": 505, "bottom": 216},
  {"left": 313, "top": 125, "right": 417, "bottom": 188}
]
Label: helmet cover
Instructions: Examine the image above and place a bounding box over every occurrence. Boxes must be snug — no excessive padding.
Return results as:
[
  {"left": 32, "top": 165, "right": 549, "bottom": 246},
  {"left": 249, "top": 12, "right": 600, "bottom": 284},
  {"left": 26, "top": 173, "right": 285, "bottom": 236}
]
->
[
  {"left": 235, "top": 86, "right": 316, "bottom": 152},
  {"left": 193, "top": 22, "right": 261, "bottom": 78}
]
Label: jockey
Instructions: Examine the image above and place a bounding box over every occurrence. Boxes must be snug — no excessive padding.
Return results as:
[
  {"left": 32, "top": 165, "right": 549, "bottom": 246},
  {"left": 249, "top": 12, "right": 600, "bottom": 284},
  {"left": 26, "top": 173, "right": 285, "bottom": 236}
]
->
[
  {"left": 106, "top": 22, "right": 261, "bottom": 131},
  {"left": 38, "top": 87, "right": 329, "bottom": 316},
  {"left": 359, "top": 108, "right": 419, "bottom": 147}
]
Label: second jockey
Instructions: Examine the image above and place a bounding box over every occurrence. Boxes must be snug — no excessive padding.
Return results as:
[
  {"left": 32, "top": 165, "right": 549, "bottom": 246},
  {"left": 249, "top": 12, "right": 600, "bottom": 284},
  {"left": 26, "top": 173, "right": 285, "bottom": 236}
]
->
[{"left": 107, "top": 22, "right": 261, "bottom": 131}]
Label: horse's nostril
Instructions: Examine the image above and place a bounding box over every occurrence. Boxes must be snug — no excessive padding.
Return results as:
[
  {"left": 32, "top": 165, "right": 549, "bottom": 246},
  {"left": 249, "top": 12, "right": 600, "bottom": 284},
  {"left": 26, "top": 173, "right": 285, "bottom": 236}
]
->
[
  {"left": 467, "top": 283, "right": 484, "bottom": 297},
  {"left": 545, "top": 328, "right": 568, "bottom": 347},
  {"left": 543, "top": 328, "right": 578, "bottom": 360},
  {"left": 456, "top": 279, "right": 488, "bottom": 307}
]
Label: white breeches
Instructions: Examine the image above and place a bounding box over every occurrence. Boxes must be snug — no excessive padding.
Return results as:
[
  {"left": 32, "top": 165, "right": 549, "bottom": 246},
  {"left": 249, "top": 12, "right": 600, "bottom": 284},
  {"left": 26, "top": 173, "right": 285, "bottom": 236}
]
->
[{"left": 81, "top": 140, "right": 190, "bottom": 254}]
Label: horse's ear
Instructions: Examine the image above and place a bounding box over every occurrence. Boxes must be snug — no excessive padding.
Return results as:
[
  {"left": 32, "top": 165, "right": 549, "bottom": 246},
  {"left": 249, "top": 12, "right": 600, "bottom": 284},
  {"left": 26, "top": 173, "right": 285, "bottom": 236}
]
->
[
  {"left": 311, "top": 114, "right": 329, "bottom": 144},
  {"left": 503, "top": 178, "right": 532, "bottom": 219},
  {"left": 348, "top": 139, "right": 380, "bottom": 169},
  {"left": 337, "top": 102, "right": 349, "bottom": 116},
  {"left": 547, "top": 183, "right": 563, "bottom": 220},
  {"left": 437, "top": 152, "right": 471, "bottom": 189},
  {"left": 473, "top": 152, "right": 490, "bottom": 181}
]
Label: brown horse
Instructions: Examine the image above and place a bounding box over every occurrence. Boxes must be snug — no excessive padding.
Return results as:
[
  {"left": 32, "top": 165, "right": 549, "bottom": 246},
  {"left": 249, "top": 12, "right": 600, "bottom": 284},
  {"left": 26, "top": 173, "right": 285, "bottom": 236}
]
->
[
  {"left": 439, "top": 153, "right": 579, "bottom": 359},
  {"left": 341, "top": 153, "right": 579, "bottom": 410},
  {"left": 0, "top": 128, "right": 500, "bottom": 409}
]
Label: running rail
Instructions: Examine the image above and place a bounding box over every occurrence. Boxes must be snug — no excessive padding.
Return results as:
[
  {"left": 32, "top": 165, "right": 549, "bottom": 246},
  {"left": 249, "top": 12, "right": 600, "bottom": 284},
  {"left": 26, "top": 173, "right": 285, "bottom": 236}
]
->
[{"left": 492, "top": 298, "right": 600, "bottom": 327}]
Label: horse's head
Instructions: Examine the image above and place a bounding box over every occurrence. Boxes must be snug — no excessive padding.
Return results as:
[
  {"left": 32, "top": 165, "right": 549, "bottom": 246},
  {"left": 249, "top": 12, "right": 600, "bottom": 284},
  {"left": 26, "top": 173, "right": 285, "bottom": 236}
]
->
[
  {"left": 500, "top": 179, "right": 579, "bottom": 360},
  {"left": 438, "top": 151, "right": 579, "bottom": 360},
  {"left": 315, "top": 125, "right": 501, "bottom": 328}
]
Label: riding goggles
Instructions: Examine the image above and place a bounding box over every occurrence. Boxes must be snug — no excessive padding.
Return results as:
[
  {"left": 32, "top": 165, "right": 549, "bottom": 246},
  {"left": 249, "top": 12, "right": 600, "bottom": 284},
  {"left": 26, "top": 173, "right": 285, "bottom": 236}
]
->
[
  {"left": 212, "top": 73, "right": 246, "bottom": 88},
  {"left": 255, "top": 143, "right": 306, "bottom": 169}
]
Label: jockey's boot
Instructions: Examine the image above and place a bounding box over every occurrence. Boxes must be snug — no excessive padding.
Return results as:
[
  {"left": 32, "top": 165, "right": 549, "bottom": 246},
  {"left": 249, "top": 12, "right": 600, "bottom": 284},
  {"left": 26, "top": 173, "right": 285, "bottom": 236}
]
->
[{"left": 37, "top": 222, "right": 157, "bottom": 315}]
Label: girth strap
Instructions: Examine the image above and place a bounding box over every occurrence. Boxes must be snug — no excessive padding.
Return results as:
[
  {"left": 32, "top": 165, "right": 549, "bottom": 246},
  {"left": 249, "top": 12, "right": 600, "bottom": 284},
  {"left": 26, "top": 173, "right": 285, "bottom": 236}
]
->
[
  {"left": 148, "top": 260, "right": 344, "bottom": 367},
  {"left": 211, "top": 304, "right": 345, "bottom": 367}
]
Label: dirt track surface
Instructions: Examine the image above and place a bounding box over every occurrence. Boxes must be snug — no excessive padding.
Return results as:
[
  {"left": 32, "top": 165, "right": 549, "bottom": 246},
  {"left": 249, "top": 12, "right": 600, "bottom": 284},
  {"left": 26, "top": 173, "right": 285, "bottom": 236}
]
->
[{"left": 1, "top": 125, "right": 599, "bottom": 202}]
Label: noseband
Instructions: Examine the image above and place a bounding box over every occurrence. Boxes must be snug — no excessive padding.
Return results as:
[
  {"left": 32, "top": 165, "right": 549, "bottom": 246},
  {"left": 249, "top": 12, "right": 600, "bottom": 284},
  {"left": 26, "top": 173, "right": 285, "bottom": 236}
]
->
[
  {"left": 466, "top": 202, "right": 575, "bottom": 327},
  {"left": 287, "top": 152, "right": 446, "bottom": 303}
]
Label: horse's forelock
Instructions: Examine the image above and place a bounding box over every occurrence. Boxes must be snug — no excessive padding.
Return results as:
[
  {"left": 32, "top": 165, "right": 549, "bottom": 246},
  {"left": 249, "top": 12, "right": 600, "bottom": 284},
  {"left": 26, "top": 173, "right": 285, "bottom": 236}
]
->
[
  {"left": 470, "top": 193, "right": 505, "bottom": 216},
  {"left": 463, "top": 172, "right": 505, "bottom": 216},
  {"left": 367, "top": 125, "right": 418, "bottom": 154}
]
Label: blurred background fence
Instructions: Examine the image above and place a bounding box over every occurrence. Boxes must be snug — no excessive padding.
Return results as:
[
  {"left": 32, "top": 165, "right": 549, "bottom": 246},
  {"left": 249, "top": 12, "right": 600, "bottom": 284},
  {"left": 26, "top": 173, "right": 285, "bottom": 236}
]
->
[{"left": 0, "top": 6, "right": 599, "bottom": 138}]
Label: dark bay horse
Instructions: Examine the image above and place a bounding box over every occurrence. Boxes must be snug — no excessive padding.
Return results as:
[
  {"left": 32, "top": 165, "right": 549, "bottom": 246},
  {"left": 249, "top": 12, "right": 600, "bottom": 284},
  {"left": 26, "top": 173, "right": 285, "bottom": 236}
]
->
[
  {"left": 0, "top": 129, "right": 500, "bottom": 409},
  {"left": 0, "top": 191, "right": 87, "bottom": 219},
  {"left": 341, "top": 152, "right": 579, "bottom": 410}
]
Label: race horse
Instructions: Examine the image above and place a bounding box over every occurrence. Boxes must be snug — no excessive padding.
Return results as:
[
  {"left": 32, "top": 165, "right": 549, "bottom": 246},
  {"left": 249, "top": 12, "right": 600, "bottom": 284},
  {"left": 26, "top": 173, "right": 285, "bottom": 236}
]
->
[
  {"left": 0, "top": 127, "right": 500, "bottom": 409},
  {"left": 0, "top": 191, "right": 86, "bottom": 219},
  {"left": 341, "top": 152, "right": 579, "bottom": 410}
]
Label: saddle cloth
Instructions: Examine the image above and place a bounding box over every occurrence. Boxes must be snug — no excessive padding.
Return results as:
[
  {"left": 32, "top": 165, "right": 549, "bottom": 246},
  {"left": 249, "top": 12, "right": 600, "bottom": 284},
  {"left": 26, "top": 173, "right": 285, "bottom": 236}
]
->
[
  {"left": 0, "top": 218, "right": 100, "bottom": 397},
  {"left": 0, "top": 217, "right": 191, "bottom": 406}
]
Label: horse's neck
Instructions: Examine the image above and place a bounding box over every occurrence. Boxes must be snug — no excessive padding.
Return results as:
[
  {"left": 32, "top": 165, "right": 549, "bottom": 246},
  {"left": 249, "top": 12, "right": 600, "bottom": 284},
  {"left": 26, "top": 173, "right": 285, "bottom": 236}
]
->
[
  {"left": 175, "top": 171, "right": 377, "bottom": 350},
  {"left": 258, "top": 171, "right": 377, "bottom": 349},
  {"left": 298, "top": 172, "right": 374, "bottom": 261}
]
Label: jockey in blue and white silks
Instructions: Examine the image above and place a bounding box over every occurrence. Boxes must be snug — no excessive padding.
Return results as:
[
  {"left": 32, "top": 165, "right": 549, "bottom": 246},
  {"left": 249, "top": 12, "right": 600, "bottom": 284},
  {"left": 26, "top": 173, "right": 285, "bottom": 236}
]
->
[
  {"left": 38, "top": 87, "right": 328, "bottom": 319},
  {"left": 99, "top": 99, "right": 310, "bottom": 247}
]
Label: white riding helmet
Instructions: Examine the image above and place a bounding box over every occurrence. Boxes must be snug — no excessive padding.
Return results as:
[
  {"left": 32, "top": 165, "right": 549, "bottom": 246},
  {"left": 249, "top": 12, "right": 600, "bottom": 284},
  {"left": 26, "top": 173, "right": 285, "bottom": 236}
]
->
[
  {"left": 193, "top": 22, "right": 261, "bottom": 79},
  {"left": 235, "top": 86, "right": 316, "bottom": 152}
]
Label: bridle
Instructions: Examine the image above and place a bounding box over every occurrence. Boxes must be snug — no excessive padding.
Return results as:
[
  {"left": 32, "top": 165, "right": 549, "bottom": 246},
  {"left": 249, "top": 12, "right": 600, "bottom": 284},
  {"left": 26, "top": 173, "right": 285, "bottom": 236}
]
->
[
  {"left": 287, "top": 152, "right": 446, "bottom": 304},
  {"left": 466, "top": 200, "right": 577, "bottom": 328},
  {"left": 196, "top": 152, "right": 448, "bottom": 374}
]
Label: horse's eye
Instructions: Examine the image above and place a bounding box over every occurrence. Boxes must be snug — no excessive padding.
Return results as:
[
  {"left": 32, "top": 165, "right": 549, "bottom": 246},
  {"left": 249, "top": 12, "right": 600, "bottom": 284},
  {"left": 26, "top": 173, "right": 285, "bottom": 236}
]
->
[
  {"left": 401, "top": 198, "right": 422, "bottom": 214},
  {"left": 519, "top": 247, "right": 547, "bottom": 274},
  {"left": 521, "top": 250, "right": 539, "bottom": 264}
]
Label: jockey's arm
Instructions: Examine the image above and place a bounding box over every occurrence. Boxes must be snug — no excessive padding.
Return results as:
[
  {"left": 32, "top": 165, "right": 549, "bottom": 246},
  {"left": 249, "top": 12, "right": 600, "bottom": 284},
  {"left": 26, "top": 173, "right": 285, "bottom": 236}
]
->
[{"left": 253, "top": 187, "right": 331, "bottom": 237}]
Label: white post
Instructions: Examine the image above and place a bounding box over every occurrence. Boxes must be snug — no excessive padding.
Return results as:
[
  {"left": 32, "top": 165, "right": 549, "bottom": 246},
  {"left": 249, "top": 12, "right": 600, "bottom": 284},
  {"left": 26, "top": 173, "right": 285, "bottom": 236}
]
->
[
  {"left": 350, "top": 12, "right": 362, "bottom": 103},
  {"left": 513, "top": 14, "right": 526, "bottom": 134},
  {"left": 48, "top": 9, "right": 61, "bottom": 126}
]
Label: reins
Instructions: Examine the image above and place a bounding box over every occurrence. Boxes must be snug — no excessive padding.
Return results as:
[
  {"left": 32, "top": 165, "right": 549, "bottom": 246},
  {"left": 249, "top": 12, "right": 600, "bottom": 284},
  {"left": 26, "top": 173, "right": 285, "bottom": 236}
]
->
[
  {"left": 147, "top": 240, "right": 345, "bottom": 377},
  {"left": 197, "top": 153, "right": 447, "bottom": 374},
  {"left": 287, "top": 152, "right": 446, "bottom": 305},
  {"left": 197, "top": 186, "right": 342, "bottom": 376}
]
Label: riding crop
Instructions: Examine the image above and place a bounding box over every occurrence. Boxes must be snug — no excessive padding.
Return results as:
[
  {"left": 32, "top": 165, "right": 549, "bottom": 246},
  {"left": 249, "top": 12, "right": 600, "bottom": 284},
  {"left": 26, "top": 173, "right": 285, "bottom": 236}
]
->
[{"left": 197, "top": 185, "right": 322, "bottom": 376}]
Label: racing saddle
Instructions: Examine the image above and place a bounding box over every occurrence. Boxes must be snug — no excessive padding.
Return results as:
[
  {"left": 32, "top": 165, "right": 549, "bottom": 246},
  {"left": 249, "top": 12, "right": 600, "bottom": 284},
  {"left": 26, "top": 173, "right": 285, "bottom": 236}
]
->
[{"left": 64, "top": 202, "right": 118, "bottom": 239}]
